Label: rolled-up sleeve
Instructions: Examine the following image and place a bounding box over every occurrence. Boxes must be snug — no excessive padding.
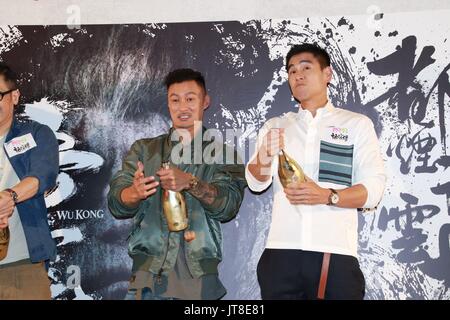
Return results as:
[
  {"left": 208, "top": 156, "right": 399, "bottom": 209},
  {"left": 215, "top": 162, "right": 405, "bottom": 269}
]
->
[
  {"left": 245, "top": 120, "right": 277, "bottom": 192},
  {"left": 353, "top": 116, "right": 387, "bottom": 209},
  {"left": 22, "top": 125, "right": 59, "bottom": 196}
]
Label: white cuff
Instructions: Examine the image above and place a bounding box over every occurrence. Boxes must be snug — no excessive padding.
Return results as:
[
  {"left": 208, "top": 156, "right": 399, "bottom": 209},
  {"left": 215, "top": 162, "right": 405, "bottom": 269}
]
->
[
  {"left": 245, "top": 162, "right": 273, "bottom": 192},
  {"left": 358, "top": 175, "right": 386, "bottom": 209}
]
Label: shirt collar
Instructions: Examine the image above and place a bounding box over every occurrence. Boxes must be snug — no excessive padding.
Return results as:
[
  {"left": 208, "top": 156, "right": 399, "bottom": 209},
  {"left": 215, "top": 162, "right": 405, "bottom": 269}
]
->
[{"left": 297, "top": 100, "right": 334, "bottom": 120}]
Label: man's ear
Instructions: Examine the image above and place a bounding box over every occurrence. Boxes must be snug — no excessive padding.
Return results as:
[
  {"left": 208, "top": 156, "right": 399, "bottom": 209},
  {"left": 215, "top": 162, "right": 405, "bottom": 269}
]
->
[
  {"left": 324, "top": 66, "right": 332, "bottom": 85},
  {"left": 203, "top": 94, "right": 210, "bottom": 110},
  {"left": 11, "top": 89, "right": 20, "bottom": 106}
]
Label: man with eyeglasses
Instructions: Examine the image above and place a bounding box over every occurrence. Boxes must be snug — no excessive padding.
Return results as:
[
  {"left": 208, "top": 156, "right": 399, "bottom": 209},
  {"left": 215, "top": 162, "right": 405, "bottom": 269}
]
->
[{"left": 0, "top": 62, "right": 59, "bottom": 299}]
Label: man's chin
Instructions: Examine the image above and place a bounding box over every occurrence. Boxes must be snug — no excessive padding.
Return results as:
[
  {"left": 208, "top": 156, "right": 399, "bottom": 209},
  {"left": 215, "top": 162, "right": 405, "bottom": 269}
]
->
[
  {"left": 293, "top": 89, "right": 308, "bottom": 99},
  {"left": 173, "top": 123, "right": 194, "bottom": 130}
]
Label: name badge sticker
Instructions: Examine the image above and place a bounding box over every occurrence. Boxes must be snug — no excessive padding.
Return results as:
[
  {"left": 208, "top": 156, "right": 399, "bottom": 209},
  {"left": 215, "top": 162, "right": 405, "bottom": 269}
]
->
[
  {"left": 5, "top": 133, "right": 37, "bottom": 157},
  {"left": 328, "top": 126, "right": 349, "bottom": 142}
]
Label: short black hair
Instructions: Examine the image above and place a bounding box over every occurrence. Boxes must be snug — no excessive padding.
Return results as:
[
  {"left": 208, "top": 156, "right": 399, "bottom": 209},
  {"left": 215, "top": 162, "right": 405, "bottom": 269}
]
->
[
  {"left": 285, "top": 44, "right": 331, "bottom": 71},
  {"left": 164, "top": 68, "right": 206, "bottom": 93},
  {"left": 0, "top": 62, "right": 18, "bottom": 89}
]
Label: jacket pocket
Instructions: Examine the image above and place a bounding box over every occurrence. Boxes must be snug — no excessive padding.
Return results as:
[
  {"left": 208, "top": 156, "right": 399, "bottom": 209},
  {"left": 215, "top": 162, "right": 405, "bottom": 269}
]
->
[
  {"left": 127, "top": 210, "right": 146, "bottom": 241},
  {"left": 318, "top": 140, "right": 354, "bottom": 187}
]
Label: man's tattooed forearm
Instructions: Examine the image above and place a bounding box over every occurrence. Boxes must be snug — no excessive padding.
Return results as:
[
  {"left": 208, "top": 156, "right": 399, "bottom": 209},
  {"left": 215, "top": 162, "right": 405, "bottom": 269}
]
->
[{"left": 187, "top": 180, "right": 218, "bottom": 205}]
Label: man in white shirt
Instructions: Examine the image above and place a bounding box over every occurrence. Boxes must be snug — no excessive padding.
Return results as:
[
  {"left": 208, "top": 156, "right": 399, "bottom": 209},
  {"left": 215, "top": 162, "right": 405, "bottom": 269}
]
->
[{"left": 246, "top": 44, "right": 386, "bottom": 299}]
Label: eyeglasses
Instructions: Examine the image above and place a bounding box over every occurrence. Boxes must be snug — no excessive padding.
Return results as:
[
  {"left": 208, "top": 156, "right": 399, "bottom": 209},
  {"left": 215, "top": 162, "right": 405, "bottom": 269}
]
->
[{"left": 0, "top": 89, "right": 16, "bottom": 102}]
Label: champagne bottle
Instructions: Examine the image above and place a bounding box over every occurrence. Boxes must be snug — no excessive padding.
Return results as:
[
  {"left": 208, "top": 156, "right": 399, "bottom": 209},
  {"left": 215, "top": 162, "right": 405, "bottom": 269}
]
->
[
  {"left": 0, "top": 226, "right": 10, "bottom": 261},
  {"left": 161, "top": 162, "right": 188, "bottom": 232},
  {"left": 278, "top": 149, "right": 306, "bottom": 187}
]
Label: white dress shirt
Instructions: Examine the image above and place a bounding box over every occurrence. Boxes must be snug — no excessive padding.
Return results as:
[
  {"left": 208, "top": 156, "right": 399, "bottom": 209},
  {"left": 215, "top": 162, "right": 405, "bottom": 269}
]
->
[{"left": 245, "top": 101, "right": 386, "bottom": 257}]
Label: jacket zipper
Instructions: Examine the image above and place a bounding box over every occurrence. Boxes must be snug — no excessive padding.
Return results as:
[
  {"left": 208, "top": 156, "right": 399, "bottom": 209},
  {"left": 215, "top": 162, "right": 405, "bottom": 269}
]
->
[
  {"left": 156, "top": 231, "right": 171, "bottom": 285},
  {"left": 184, "top": 239, "right": 195, "bottom": 278}
]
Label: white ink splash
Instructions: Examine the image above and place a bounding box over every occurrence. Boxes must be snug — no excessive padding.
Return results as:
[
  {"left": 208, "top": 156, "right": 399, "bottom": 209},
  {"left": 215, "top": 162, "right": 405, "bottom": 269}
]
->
[
  {"left": 49, "top": 33, "right": 74, "bottom": 48},
  {"left": 24, "top": 98, "right": 105, "bottom": 207},
  {"left": 0, "top": 26, "right": 23, "bottom": 55}
]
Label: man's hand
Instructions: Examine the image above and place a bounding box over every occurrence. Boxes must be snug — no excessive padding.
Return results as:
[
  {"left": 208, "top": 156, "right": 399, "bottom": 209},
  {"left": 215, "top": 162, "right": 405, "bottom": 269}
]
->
[
  {"left": 131, "top": 161, "right": 159, "bottom": 200},
  {"left": 248, "top": 128, "right": 284, "bottom": 182},
  {"left": 157, "top": 165, "right": 192, "bottom": 192},
  {"left": 258, "top": 128, "right": 285, "bottom": 161},
  {"left": 121, "top": 161, "right": 160, "bottom": 206},
  {"left": 0, "top": 191, "right": 15, "bottom": 229},
  {"left": 120, "top": 161, "right": 159, "bottom": 208},
  {"left": 284, "top": 176, "right": 330, "bottom": 205}
]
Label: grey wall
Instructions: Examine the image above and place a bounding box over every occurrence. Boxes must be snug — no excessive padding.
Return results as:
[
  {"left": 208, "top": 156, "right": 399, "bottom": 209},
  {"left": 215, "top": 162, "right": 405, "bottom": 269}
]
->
[{"left": 1, "top": 0, "right": 450, "bottom": 25}]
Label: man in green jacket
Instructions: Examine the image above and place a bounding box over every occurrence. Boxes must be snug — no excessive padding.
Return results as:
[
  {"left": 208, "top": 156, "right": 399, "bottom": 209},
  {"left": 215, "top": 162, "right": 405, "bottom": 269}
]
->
[{"left": 108, "top": 68, "right": 246, "bottom": 300}]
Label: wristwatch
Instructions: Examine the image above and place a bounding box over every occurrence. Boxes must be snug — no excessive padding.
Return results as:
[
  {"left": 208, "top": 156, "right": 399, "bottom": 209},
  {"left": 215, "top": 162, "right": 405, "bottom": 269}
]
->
[
  {"left": 187, "top": 174, "right": 199, "bottom": 190},
  {"left": 4, "top": 188, "right": 19, "bottom": 204},
  {"left": 327, "top": 188, "right": 339, "bottom": 205}
]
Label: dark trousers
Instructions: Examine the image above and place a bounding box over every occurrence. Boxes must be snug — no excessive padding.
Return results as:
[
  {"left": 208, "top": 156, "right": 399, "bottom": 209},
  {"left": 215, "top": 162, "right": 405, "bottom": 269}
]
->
[{"left": 257, "top": 249, "right": 365, "bottom": 300}]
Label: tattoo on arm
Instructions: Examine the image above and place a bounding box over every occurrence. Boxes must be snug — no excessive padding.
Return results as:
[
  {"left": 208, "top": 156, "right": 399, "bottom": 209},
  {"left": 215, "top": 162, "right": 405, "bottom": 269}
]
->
[{"left": 187, "top": 180, "right": 218, "bottom": 205}]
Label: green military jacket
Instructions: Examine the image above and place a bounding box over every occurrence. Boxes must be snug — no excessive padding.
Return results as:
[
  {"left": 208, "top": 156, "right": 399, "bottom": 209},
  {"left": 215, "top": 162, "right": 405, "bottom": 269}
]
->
[{"left": 108, "top": 128, "right": 246, "bottom": 278}]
